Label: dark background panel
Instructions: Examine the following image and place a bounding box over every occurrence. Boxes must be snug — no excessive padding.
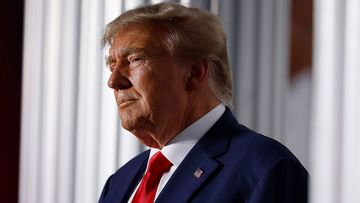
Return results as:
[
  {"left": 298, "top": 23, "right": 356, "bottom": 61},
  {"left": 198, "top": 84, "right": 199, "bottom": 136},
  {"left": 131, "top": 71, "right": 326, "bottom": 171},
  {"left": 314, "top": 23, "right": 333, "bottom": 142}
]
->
[
  {"left": 290, "top": 0, "right": 313, "bottom": 80},
  {"left": 0, "top": 0, "right": 24, "bottom": 202}
]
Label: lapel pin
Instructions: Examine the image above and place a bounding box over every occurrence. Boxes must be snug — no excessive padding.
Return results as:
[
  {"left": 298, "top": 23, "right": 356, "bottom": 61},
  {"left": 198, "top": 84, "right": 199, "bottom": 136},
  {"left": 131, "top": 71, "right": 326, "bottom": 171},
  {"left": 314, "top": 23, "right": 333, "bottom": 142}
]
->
[{"left": 193, "top": 168, "right": 204, "bottom": 179}]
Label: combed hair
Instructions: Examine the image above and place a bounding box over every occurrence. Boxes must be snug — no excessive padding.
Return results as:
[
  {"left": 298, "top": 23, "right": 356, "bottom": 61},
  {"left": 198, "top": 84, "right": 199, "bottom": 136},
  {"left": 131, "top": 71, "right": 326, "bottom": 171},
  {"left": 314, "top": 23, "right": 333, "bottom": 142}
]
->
[{"left": 102, "top": 2, "right": 233, "bottom": 107}]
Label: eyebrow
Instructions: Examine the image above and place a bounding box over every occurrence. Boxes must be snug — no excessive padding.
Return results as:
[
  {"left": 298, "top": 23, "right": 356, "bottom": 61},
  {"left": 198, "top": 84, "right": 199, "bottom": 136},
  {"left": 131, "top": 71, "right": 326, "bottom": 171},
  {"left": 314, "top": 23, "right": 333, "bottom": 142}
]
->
[
  {"left": 105, "top": 47, "right": 147, "bottom": 66},
  {"left": 121, "top": 47, "right": 146, "bottom": 56}
]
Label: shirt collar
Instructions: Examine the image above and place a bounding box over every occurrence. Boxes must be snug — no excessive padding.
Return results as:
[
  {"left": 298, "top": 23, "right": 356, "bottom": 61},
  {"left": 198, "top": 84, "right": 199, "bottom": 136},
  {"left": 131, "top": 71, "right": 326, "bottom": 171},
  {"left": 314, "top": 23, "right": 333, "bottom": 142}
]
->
[{"left": 149, "top": 103, "right": 226, "bottom": 167}]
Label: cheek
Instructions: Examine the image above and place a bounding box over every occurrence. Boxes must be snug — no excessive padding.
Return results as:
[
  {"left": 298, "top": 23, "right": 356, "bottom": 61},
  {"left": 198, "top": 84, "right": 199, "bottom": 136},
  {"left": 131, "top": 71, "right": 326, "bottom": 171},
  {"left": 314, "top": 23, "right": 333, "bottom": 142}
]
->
[
  {"left": 129, "top": 70, "right": 159, "bottom": 107},
  {"left": 131, "top": 66, "right": 187, "bottom": 106}
]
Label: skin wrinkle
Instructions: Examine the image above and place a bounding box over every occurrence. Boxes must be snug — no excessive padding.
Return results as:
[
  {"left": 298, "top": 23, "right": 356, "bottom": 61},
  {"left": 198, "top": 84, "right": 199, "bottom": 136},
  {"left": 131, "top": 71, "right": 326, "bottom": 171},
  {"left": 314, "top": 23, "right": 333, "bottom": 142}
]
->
[{"left": 107, "top": 24, "right": 220, "bottom": 149}]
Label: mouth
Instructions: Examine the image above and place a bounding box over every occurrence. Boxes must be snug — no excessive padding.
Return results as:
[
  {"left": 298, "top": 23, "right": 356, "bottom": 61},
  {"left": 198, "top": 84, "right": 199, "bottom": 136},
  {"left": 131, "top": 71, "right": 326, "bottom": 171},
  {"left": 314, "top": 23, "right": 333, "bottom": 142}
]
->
[{"left": 119, "top": 99, "right": 137, "bottom": 108}]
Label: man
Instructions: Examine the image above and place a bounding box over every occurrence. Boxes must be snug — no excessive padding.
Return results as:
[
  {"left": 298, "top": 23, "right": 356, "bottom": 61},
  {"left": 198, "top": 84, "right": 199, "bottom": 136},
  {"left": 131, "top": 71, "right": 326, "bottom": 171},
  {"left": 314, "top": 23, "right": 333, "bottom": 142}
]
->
[{"left": 99, "top": 2, "right": 308, "bottom": 203}]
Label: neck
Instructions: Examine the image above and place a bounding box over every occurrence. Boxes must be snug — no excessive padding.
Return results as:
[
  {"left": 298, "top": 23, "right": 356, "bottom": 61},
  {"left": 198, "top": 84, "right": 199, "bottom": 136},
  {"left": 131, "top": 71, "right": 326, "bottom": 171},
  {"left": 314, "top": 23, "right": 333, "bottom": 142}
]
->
[
  {"left": 157, "top": 94, "right": 220, "bottom": 148},
  {"left": 132, "top": 92, "right": 221, "bottom": 149},
  {"left": 132, "top": 98, "right": 220, "bottom": 149}
]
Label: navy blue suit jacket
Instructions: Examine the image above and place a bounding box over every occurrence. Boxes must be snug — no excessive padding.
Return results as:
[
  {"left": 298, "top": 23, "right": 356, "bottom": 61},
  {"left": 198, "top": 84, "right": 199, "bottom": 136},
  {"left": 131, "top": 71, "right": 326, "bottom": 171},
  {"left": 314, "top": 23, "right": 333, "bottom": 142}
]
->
[{"left": 99, "top": 108, "right": 308, "bottom": 203}]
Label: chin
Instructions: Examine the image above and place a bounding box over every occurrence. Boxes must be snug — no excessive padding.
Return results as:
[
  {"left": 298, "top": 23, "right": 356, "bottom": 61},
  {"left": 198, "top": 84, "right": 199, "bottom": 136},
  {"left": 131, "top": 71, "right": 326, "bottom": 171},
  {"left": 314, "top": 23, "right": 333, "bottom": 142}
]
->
[
  {"left": 118, "top": 111, "right": 140, "bottom": 130},
  {"left": 120, "top": 121, "right": 136, "bottom": 132},
  {"left": 131, "top": 129, "right": 161, "bottom": 149}
]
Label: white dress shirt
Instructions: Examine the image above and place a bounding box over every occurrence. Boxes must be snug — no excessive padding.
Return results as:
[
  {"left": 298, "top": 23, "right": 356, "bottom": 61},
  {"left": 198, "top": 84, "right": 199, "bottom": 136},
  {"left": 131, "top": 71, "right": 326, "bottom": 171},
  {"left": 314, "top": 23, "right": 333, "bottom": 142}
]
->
[{"left": 128, "top": 103, "right": 225, "bottom": 202}]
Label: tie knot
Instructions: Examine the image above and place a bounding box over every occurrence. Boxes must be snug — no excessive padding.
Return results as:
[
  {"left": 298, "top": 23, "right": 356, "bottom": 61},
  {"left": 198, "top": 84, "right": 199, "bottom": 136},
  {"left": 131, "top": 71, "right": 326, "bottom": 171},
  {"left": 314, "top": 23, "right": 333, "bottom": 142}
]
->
[{"left": 147, "top": 151, "right": 173, "bottom": 175}]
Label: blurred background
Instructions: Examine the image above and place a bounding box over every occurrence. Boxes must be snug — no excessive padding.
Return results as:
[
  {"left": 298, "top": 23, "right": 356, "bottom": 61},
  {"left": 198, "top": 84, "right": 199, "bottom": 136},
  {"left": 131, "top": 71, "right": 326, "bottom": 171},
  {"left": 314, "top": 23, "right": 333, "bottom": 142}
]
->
[{"left": 1, "top": 0, "right": 359, "bottom": 202}]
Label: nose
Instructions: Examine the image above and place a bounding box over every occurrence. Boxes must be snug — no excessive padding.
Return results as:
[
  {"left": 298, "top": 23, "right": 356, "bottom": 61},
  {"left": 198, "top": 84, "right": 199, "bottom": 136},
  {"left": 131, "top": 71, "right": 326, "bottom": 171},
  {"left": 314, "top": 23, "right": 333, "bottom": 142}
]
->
[{"left": 107, "top": 70, "right": 132, "bottom": 90}]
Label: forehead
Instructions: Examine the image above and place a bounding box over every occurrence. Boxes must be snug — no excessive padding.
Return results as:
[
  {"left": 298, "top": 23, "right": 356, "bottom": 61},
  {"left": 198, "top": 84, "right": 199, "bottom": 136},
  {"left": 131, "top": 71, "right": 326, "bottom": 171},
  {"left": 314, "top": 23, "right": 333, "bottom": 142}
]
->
[{"left": 109, "top": 24, "right": 167, "bottom": 56}]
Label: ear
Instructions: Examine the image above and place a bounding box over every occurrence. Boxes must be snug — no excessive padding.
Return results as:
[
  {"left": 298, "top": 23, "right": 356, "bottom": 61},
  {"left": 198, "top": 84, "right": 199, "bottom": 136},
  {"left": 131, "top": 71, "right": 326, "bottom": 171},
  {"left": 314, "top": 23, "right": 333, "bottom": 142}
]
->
[{"left": 185, "top": 59, "right": 209, "bottom": 91}]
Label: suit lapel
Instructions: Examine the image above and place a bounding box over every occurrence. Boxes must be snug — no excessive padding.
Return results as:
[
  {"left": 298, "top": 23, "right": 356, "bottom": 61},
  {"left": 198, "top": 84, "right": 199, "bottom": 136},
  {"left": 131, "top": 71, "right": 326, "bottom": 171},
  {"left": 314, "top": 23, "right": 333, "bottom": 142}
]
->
[
  {"left": 155, "top": 147, "right": 221, "bottom": 203},
  {"left": 155, "top": 108, "right": 239, "bottom": 203},
  {"left": 111, "top": 151, "right": 149, "bottom": 203}
]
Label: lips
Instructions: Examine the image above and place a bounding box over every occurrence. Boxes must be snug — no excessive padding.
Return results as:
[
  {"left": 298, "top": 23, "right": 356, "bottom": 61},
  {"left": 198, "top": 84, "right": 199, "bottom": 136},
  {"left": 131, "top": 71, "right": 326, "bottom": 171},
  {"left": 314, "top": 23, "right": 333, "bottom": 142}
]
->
[
  {"left": 119, "top": 98, "right": 136, "bottom": 104},
  {"left": 117, "top": 97, "right": 137, "bottom": 108},
  {"left": 115, "top": 91, "right": 138, "bottom": 108}
]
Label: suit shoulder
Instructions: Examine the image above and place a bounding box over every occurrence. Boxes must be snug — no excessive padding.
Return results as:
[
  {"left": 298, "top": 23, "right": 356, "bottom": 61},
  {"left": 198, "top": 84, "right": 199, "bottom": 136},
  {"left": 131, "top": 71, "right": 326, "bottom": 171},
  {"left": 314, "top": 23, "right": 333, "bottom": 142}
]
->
[
  {"left": 209, "top": 109, "right": 304, "bottom": 169},
  {"left": 228, "top": 125, "right": 304, "bottom": 170},
  {"left": 220, "top": 125, "right": 308, "bottom": 196}
]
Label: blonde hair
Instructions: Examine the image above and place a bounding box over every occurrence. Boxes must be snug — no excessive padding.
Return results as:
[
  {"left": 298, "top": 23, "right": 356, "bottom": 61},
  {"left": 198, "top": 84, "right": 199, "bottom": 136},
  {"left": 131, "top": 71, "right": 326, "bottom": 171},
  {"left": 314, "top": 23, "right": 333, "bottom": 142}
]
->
[{"left": 102, "top": 2, "right": 233, "bottom": 107}]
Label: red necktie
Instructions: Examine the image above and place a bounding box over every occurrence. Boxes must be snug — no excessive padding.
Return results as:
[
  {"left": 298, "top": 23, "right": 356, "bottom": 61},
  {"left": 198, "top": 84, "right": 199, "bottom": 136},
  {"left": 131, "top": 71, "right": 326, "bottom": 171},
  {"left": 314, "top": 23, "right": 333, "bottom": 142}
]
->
[{"left": 132, "top": 151, "right": 173, "bottom": 203}]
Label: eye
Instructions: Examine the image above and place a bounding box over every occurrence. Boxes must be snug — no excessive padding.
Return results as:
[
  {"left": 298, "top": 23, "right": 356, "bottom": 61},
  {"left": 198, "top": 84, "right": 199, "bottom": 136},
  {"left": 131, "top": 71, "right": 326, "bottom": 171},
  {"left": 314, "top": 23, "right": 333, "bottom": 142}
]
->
[
  {"left": 130, "top": 57, "right": 142, "bottom": 63},
  {"left": 128, "top": 56, "right": 145, "bottom": 66}
]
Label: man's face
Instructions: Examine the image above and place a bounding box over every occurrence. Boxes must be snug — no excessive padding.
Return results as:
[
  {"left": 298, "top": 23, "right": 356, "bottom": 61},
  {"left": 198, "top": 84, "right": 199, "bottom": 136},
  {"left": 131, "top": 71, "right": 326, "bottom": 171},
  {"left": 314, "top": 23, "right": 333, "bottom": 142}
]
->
[{"left": 107, "top": 25, "right": 190, "bottom": 148}]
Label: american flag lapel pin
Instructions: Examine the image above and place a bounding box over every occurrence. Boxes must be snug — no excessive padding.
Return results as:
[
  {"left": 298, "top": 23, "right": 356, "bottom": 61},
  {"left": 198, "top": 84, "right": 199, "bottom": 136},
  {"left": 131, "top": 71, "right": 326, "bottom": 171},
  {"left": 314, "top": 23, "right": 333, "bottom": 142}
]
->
[{"left": 193, "top": 168, "right": 204, "bottom": 179}]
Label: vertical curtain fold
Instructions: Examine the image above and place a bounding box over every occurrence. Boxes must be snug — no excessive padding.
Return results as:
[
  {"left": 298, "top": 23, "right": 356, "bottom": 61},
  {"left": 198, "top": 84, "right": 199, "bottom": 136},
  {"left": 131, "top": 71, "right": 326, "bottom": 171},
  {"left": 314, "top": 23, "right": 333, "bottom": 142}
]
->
[
  {"left": 55, "top": 0, "right": 80, "bottom": 202},
  {"left": 311, "top": 0, "right": 360, "bottom": 202},
  {"left": 20, "top": 0, "right": 45, "bottom": 202},
  {"left": 235, "top": 0, "right": 257, "bottom": 128},
  {"left": 341, "top": 0, "right": 360, "bottom": 202},
  {"left": 75, "top": 0, "right": 104, "bottom": 202}
]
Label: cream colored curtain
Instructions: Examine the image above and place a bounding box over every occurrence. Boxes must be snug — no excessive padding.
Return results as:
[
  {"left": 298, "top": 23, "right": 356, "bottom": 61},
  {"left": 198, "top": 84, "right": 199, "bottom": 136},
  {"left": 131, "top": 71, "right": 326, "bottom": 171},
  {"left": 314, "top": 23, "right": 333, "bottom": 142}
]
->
[{"left": 310, "top": 0, "right": 360, "bottom": 202}]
